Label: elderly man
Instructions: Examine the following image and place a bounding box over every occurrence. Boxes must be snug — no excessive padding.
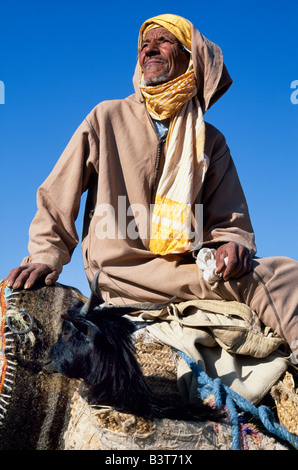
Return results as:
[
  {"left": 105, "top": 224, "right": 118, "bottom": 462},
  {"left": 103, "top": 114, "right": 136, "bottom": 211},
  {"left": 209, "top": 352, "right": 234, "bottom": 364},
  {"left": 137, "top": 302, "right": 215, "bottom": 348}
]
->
[{"left": 6, "top": 14, "right": 298, "bottom": 354}]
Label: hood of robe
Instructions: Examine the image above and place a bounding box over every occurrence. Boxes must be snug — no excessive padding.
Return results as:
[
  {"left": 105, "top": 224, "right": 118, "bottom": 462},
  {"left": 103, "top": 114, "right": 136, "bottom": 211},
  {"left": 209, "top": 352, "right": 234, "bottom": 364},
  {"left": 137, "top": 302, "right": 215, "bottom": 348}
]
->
[{"left": 133, "top": 14, "right": 233, "bottom": 114}]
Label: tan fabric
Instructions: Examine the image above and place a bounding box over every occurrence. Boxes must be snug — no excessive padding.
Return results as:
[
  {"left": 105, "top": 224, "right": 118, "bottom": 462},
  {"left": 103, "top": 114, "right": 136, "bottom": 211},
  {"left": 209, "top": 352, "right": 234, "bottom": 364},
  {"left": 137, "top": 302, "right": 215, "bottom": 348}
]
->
[
  {"left": 128, "top": 299, "right": 288, "bottom": 404},
  {"left": 22, "top": 115, "right": 256, "bottom": 300},
  {"left": 177, "top": 348, "right": 288, "bottom": 405},
  {"left": 139, "top": 299, "right": 285, "bottom": 358}
]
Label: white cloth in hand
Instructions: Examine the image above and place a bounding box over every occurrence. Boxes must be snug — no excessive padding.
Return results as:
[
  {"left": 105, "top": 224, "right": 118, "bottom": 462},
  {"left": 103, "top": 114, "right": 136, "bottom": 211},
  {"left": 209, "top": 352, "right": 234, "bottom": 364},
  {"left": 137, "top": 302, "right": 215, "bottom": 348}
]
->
[{"left": 196, "top": 248, "right": 228, "bottom": 284}]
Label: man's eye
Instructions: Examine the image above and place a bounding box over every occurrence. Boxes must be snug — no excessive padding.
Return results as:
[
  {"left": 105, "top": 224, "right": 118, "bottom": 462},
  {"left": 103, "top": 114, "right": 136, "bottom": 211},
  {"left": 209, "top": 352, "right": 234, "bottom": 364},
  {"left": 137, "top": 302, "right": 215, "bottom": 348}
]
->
[{"left": 159, "top": 38, "right": 171, "bottom": 44}]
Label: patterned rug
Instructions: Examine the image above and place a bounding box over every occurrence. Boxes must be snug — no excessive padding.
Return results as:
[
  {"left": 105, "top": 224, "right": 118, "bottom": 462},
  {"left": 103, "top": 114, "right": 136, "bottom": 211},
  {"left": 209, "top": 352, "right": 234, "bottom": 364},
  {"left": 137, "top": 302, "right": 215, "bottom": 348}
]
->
[
  {"left": 0, "top": 280, "right": 83, "bottom": 450},
  {"left": 0, "top": 280, "right": 17, "bottom": 425}
]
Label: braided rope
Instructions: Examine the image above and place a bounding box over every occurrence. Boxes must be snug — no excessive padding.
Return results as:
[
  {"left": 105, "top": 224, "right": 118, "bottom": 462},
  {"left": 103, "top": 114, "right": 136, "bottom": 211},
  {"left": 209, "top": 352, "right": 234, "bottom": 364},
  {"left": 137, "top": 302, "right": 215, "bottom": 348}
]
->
[{"left": 178, "top": 351, "right": 298, "bottom": 450}]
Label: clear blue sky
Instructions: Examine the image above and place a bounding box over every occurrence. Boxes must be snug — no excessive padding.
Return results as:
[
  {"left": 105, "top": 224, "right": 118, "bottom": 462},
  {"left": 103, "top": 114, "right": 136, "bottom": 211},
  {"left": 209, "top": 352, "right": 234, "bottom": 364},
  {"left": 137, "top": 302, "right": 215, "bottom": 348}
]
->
[{"left": 0, "top": 0, "right": 297, "bottom": 296}]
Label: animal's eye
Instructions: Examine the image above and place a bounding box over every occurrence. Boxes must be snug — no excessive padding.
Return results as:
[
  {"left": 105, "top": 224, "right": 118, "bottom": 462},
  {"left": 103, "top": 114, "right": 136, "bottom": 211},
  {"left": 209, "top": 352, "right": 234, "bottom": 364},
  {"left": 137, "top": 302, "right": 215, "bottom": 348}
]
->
[{"left": 62, "top": 330, "right": 70, "bottom": 340}]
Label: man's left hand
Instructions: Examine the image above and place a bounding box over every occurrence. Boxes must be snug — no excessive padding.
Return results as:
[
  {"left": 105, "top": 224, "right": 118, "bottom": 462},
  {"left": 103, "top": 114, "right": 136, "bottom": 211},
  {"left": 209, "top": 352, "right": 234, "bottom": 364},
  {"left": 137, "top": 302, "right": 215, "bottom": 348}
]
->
[{"left": 215, "top": 242, "right": 252, "bottom": 281}]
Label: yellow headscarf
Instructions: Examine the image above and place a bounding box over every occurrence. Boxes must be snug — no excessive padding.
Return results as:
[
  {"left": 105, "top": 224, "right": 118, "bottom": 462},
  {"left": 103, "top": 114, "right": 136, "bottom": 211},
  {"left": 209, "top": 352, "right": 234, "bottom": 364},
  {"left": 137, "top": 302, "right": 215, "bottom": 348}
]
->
[
  {"left": 138, "top": 14, "right": 192, "bottom": 53},
  {"left": 138, "top": 14, "right": 194, "bottom": 120},
  {"left": 139, "top": 15, "right": 208, "bottom": 256}
]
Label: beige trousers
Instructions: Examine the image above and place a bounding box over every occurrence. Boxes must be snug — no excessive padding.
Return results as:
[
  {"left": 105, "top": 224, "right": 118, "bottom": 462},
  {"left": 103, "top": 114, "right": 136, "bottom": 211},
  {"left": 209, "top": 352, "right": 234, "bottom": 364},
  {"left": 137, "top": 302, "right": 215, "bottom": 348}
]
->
[
  {"left": 195, "top": 256, "right": 298, "bottom": 355},
  {"left": 98, "top": 254, "right": 298, "bottom": 355}
]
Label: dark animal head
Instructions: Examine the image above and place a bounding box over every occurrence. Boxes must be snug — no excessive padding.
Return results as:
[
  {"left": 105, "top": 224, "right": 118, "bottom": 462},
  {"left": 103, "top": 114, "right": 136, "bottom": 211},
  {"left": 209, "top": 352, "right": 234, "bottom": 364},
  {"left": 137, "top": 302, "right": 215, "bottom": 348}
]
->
[
  {"left": 47, "top": 307, "right": 136, "bottom": 376},
  {"left": 44, "top": 271, "right": 220, "bottom": 421},
  {"left": 45, "top": 268, "right": 172, "bottom": 379},
  {"left": 45, "top": 304, "right": 157, "bottom": 416}
]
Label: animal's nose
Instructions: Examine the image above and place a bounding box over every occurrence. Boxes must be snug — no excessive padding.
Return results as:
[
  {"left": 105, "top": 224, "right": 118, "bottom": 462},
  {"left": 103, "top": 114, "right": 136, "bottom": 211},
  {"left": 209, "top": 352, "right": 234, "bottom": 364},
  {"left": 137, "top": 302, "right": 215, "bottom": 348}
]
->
[{"left": 41, "top": 355, "right": 58, "bottom": 373}]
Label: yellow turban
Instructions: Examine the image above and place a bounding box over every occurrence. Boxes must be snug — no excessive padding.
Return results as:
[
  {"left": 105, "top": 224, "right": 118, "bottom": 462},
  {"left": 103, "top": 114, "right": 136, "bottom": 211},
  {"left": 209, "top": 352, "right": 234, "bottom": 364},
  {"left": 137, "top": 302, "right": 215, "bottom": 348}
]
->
[{"left": 138, "top": 14, "right": 192, "bottom": 53}]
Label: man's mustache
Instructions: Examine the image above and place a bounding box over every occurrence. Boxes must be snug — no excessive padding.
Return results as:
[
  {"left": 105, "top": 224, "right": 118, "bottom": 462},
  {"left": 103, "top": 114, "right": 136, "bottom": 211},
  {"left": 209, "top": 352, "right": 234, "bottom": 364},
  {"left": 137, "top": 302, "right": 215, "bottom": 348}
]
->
[{"left": 144, "top": 56, "right": 167, "bottom": 65}]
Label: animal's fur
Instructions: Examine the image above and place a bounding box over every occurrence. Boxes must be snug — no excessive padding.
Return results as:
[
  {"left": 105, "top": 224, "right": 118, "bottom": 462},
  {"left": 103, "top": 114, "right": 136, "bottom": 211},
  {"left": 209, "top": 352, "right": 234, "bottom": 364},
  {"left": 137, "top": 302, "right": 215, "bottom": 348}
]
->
[
  {"left": 48, "top": 311, "right": 218, "bottom": 420},
  {"left": 45, "top": 277, "right": 221, "bottom": 420},
  {"left": 47, "top": 308, "right": 159, "bottom": 416}
]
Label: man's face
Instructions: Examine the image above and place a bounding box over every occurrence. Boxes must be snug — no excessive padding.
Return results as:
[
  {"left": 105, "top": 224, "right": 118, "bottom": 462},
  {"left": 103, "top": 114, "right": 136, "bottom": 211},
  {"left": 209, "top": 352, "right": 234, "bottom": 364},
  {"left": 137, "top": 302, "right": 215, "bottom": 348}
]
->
[{"left": 139, "top": 27, "right": 189, "bottom": 86}]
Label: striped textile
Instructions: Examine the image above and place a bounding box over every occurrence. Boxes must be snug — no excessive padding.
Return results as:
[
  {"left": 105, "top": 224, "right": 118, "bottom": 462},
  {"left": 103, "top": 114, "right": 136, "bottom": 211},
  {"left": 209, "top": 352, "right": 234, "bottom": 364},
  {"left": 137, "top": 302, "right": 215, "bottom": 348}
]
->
[
  {"left": 149, "top": 95, "right": 207, "bottom": 255},
  {"left": 140, "top": 67, "right": 196, "bottom": 120},
  {"left": 140, "top": 67, "right": 208, "bottom": 255},
  {"left": 138, "top": 14, "right": 209, "bottom": 255}
]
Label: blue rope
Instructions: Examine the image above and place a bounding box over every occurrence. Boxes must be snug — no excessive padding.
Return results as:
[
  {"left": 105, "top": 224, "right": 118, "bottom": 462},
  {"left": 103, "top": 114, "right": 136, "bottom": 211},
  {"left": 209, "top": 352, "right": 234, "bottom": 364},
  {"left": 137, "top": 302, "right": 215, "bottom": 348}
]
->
[{"left": 178, "top": 351, "right": 298, "bottom": 450}]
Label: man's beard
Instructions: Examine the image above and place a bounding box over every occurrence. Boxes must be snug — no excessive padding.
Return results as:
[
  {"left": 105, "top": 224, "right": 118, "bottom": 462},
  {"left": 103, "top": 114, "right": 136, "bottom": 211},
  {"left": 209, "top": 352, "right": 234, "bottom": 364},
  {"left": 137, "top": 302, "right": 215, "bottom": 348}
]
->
[{"left": 143, "top": 74, "right": 169, "bottom": 86}]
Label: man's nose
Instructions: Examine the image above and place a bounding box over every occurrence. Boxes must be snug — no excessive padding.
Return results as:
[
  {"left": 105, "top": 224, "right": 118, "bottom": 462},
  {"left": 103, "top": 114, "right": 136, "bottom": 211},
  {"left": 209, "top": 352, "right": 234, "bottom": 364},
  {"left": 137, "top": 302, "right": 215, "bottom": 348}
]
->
[{"left": 145, "top": 41, "right": 160, "bottom": 55}]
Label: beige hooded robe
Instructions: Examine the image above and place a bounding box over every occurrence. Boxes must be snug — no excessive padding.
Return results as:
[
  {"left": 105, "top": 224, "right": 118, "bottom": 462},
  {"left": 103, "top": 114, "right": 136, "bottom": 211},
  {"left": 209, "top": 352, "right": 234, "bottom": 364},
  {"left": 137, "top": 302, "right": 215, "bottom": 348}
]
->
[{"left": 23, "top": 21, "right": 257, "bottom": 305}]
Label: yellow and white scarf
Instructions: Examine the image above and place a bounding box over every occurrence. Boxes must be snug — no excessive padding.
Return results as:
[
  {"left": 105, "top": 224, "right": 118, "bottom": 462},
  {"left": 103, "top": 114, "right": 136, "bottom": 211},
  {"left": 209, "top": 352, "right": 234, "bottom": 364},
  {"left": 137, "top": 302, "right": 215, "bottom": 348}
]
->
[{"left": 139, "top": 15, "right": 209, "bottom": 256}]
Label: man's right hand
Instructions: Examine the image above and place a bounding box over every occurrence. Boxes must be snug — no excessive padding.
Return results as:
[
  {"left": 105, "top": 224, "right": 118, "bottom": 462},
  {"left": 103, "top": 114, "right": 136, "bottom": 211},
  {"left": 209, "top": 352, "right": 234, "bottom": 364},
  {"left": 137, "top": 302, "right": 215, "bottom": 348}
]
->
[{"left": 6, "top": 264, "right": 59, "bottom": 290}]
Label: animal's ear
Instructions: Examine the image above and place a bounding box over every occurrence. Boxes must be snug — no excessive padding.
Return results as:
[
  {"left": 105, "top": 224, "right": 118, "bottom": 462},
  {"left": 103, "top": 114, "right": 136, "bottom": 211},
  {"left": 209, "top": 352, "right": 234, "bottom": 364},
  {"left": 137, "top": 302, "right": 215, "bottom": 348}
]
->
[{"left": 61, "top": 314, "right": 98, "bottom": 339}]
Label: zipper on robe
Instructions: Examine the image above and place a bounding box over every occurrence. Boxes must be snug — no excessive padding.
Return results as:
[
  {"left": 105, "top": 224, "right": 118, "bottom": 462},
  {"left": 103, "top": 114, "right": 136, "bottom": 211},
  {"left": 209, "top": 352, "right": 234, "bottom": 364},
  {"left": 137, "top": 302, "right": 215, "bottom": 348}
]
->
[
  {"left": 152, "top": 135, "right": 167, "bottom": 199},
  {"left": 144, "top": 107, "right": 168, "bottom": 202}
]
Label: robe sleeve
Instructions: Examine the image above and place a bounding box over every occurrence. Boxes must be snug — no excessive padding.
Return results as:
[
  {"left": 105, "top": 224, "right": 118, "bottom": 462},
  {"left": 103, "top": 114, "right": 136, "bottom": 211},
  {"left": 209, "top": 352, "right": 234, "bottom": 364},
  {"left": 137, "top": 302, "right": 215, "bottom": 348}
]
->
[
  {"left": 201, "top": 129, "right": 257, "bottom": 254},
  {"left": 22, "top": 117, "right": 99, "bottom": 274}
]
